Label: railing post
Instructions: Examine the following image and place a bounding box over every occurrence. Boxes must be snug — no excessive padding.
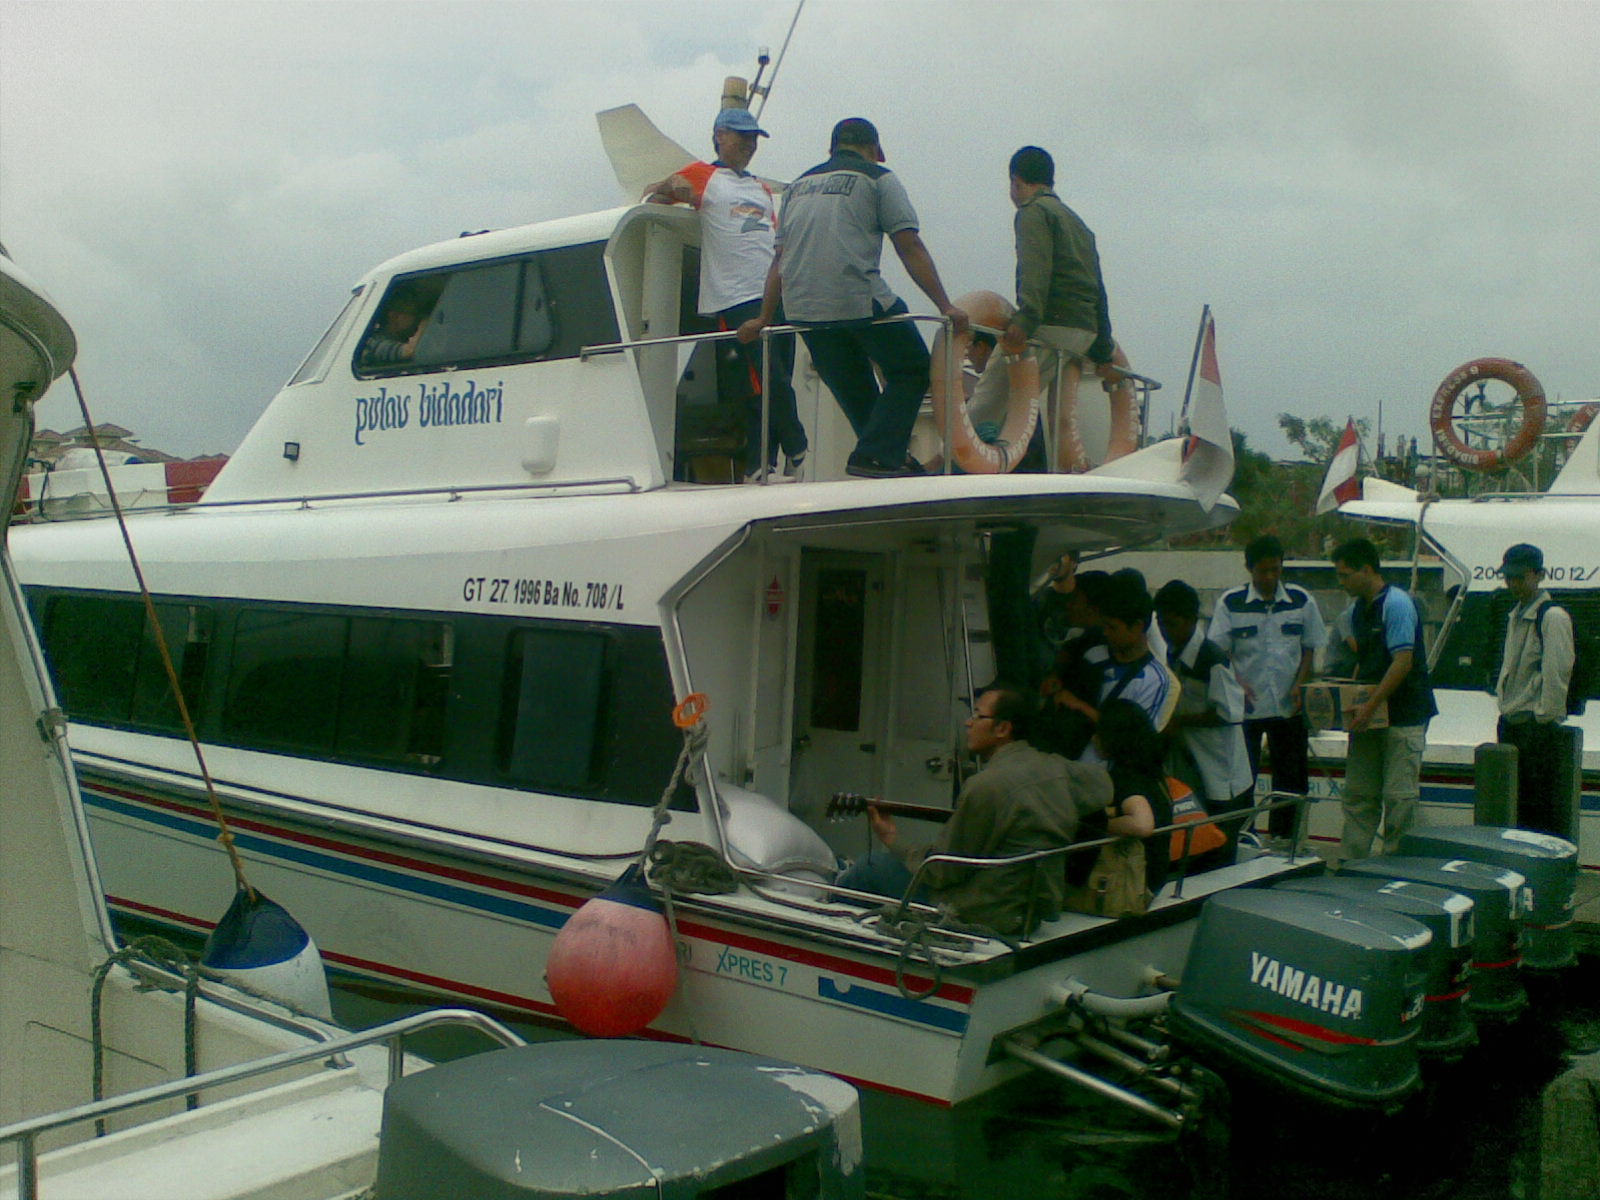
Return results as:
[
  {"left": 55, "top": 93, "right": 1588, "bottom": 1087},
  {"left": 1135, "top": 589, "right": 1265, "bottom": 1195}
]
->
[
  {"left": 759, "top": 327, "right": 773, "bottom": 483},
  {"left": 942, "top": 313, "right": 955, "bottom": 475},
  {"left": 17, "top": 1131, "right": 37, "bottom": 1200}
]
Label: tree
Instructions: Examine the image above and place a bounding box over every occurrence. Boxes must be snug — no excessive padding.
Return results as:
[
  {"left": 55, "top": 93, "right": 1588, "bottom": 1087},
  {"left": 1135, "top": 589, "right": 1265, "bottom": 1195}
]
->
[{"left": 1278, "top": 414, "right": 1371, "bottom": 464}]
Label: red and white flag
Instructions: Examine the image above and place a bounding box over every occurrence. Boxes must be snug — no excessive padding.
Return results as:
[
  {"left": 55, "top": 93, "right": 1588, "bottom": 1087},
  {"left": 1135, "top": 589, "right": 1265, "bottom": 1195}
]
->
[
  {"left": 1179, "top": 309, "right": 1234, "bottom": 511},
  {"left": 1315, "top": 418, "right": 1363, "bottom": 513}
]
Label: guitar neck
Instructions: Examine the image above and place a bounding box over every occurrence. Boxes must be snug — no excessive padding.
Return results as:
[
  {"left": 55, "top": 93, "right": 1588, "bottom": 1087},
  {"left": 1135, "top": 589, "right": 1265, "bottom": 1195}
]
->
[{"left": 827, "top": 792, "right": 953, "bottom": 823}]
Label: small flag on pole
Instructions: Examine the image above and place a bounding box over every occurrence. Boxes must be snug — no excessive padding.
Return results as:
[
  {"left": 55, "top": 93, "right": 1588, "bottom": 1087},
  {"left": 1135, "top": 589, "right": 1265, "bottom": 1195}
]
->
[
  {"left": 1316, "top": 418, "right": 1363, "bottom": 514},
  {"left": 1179, "top": 307, "right": 1234, "bottom": 511}
]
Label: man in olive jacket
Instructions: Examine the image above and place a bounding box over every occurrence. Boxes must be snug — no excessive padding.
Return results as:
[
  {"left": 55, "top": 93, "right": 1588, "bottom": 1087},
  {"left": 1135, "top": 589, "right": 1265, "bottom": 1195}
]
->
[
  {"left": 845, "top": 683, "right": 1112, "bottom": 935},
  {"left": 997, "top": 145, "right": 1114, "bottom": 373}
]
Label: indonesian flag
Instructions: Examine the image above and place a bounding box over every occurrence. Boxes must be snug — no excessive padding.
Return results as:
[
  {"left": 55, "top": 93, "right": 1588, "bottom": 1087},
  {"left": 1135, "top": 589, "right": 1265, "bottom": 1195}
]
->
[
  {"left": 1179, "top": 310, "right": 1234, "bottom": 512},
  {"left": 1316, "top": 418, "right": 1362, "bottom": 513}
]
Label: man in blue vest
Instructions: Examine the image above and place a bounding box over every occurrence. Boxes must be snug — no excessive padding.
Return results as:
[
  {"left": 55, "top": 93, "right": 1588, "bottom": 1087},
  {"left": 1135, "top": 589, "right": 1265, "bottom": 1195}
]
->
[{"left": 1331, "top": 537, "right": 1437, "bottom": 859}]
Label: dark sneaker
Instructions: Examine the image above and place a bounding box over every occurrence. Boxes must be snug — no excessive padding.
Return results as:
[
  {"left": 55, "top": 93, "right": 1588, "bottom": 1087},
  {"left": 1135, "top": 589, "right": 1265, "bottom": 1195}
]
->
[{"left": 846, "top": 452, "right": 925, "bottom": 479}]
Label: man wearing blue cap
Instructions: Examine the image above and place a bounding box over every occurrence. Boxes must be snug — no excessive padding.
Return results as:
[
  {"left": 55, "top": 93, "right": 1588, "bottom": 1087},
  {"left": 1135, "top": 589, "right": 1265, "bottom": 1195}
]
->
[
  {"left": 1495, "top": 542, "right": 1575, "bottom": 834},
  {"left": 645, "top": 108, "right": 808, "bottom": 481}
]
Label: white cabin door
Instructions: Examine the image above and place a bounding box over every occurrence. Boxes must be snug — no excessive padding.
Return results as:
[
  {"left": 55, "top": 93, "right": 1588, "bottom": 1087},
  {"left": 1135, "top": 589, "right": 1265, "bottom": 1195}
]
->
[{"left": 793, "top": 552, "right": 887, "bottom": 846}]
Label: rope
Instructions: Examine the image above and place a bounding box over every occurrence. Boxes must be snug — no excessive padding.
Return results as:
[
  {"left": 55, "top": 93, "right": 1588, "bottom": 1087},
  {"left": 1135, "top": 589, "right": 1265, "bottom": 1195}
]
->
[
  {"left": 91, "top": 936, "right": 202, "bottom": 1134},
  {"left": 875, "top": 906, "right": 1020, "bottom": 1001},
  {"left": 66, "top": 368, "right": 254, "bottom": 898},
  {"left": 647, "top": 840, "right": 738, "bottom": 894}
]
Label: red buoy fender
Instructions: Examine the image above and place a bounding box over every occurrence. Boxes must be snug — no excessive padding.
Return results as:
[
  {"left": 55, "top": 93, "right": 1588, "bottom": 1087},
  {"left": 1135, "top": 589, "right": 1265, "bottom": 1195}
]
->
[
  {"left": 546, "top": 864, "right": 679, "bottom": 1037},
  {"left": 929, "top": 290, "right": 1041, "bottom": 474},
  {"left": 1428, "top": 358, "right": 1546, "bottom": 472}
]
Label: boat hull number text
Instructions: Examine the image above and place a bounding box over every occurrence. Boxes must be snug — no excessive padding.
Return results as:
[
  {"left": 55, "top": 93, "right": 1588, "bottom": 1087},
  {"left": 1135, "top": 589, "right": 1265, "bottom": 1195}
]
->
[
  {"left": 714, "top": 946, "right": 790, "bottom": 987},
  {"left": 461, "top": 576, "right": 624, "bottom": 611},
  {"left": 1472, "top": 563, "right": 1600, "bottom": 582}
]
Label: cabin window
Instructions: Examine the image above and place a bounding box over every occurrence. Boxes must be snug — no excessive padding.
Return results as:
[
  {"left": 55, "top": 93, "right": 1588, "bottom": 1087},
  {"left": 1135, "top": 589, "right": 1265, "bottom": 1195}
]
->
[
  {"left": 224, "top": 608, "right": 452, "bottom": 765},
  {"left": 354, "top": 242, "right": 618, "bottom": 378},
  {"left": 288, "top": 286, "right": 365, "bottom": 387},
  {"left": 498, "top": 627, "right": 608, "bottom": 790},
  {"left": 808, "top": 568, "right": 867, "bottom": 731},
  {"left": 41, "top": 594, "right": 145, "bottom": 723},
  {"left": 40, "top": 594, "right": 210, "bottom": 729}
]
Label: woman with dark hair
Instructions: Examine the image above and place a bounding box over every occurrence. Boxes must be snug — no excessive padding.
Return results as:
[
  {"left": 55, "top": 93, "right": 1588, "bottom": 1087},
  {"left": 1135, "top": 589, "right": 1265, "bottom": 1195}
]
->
[{"left": 1083, "top": 698, "right": 1174, "bottom": 905}]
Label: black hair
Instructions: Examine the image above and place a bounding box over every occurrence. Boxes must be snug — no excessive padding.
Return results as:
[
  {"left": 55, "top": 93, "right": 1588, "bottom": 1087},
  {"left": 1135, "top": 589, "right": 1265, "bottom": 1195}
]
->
[
  {"left": 972, "top": 330, "right": 998, "bottom": 349},
  {"left": 1153, "top": 579, "right": 1200, "bottom": 620},
  {"left": 1245, "top": 533, "right": 1284, "bottom": 568},
  {"left": 981, "top": 682, "right": 1035, "bottom": 742},
  {"left": 1008, "top": 145, "right": 1054, "bottom": 186},
  {"left": 1096, "top": 699, "right": 1164, "bottom": 774},
  {"left": 1073, "top": 570, "right": 1113, "bottom": 611},
  {"left": 1332, "top": 537, "right": 1380, "bottom": 573},
  {"left": 831, "top": 117, "right": 880, "bottom": 153},
  {"left": 1097, "top": 574, "right": 1152, "bottom": 630}
]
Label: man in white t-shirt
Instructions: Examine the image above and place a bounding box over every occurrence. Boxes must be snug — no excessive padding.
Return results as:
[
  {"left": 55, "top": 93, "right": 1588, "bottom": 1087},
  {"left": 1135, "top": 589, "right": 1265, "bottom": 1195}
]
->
[{"left": 645, "top": 108, "right": 807, "bottom": 479}]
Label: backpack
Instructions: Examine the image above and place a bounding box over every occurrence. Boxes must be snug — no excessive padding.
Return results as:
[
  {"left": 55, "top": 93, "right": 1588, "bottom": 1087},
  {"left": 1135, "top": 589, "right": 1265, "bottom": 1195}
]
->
[
  {"left": 1168, "top": 777, "right": 1228, "bottom": 862},
  {"left": 1531, "top": 600, "right": 1595, "bottom": 715}
]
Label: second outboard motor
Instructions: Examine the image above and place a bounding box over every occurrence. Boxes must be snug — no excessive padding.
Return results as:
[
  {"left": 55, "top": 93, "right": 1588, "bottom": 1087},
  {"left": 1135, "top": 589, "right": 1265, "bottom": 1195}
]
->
[
  {"left": 1275, "top": 876, "right": 1476, "bottom": 1058},
  {"left": 1398, "top": 825, "right": 1578, "bottom": 970},
  {"left": 1168, "top": 890, "right": 1430, "bottom": 1111},
  {"left": 1342, "top": 856, "right": 1528, "bottom": 1020}
]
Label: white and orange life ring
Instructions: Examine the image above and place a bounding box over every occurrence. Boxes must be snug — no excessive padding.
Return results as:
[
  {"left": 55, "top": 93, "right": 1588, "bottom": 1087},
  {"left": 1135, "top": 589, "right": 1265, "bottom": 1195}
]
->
[
  {"left": 1569, "top": 403, "right": 1598, "bottom": 437},
  {"left": 929, "top": 290, "right": 1040, "bottom": 474},
  {"left": 1428, "top": 357, "right": 1546, "bottom": 472}
]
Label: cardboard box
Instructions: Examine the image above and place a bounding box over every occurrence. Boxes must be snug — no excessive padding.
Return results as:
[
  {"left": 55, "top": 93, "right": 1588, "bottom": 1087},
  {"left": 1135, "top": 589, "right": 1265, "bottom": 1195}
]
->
[{"left": 1303, "top": 680, "right": 1389, "bottom": 733}]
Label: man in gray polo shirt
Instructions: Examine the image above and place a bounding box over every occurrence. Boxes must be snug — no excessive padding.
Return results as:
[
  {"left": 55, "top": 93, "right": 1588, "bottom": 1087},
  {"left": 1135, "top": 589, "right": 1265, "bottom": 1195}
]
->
[{"left": 739, "top": 118, "right": 968, "bottom": 478}]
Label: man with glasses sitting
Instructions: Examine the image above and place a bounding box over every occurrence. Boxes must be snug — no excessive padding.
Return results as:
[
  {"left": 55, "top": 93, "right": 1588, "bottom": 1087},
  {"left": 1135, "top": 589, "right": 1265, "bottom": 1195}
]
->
[{"left": 834, "top": 683, "right": 1110, "bottom": 936}]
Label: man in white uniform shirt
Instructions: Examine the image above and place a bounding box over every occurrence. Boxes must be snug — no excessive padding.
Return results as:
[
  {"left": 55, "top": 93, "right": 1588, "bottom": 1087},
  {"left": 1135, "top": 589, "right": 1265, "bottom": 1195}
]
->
[
  {"left": 1207, "top": 534, "right": 1326, "bottom": 843},
  {"left": 645, "top": 108, "right": 807, "bottom": 480}
]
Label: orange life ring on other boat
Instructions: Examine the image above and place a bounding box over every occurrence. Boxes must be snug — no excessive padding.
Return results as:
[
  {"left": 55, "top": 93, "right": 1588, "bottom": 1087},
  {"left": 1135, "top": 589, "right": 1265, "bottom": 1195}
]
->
[
  {"left": 929, "top": 290, "right": 1041, "bottom": 474},
  {"left": 1428, "top": 357, "right": 1546, "bottom": 472},
  {"left": 1569, "top": 403, "right": 1598, "bottom": 437}
]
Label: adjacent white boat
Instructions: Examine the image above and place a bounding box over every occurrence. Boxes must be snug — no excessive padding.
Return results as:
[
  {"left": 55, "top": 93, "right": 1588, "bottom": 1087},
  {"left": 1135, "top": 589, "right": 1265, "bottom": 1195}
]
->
[
  {"left": 0, "top": 241, "right": 520, "bottom": 1200},
  {"left": 1313, "top": 426, "right": 1600, "bottom": 870}
]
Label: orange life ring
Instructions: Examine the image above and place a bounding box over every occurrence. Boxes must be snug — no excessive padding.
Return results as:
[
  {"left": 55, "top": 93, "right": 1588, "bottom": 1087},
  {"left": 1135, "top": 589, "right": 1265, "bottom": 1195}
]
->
[
  {"left": 929, "top": 290, "right": 1041, "bottom": 474},
  {"left": 1569, "top": 403, "right": 1598, "bottom": 437},
  {"left": 1428, "top": 358, "right": 1546, "bottom": 472},
  {"left": 1102, "top": 343, "right": 1139, "bottom": 463}
]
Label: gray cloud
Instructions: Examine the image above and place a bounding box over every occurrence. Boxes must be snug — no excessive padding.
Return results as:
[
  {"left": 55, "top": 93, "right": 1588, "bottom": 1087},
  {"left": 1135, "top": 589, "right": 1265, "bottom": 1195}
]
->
[{"left": 3, "top": 0, "right": 1595, "bottom": 462}]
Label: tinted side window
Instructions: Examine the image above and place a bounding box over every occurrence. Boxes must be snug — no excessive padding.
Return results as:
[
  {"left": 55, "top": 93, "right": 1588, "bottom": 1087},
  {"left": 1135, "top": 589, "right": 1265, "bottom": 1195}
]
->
[
  {"left": 132, "top": 604, "right": 212, "bottom": 731},
  {"left": 339, "top": 618, "right": 452, "bottom": 764},
  {"left": 354, "top": 242, "right": 618, "bottom": 377},
  {"left": 499, "top": 627, "right": 608, "bottom": 790},
  {"left": 412, "top": 261, "right": 520, "bottom": 366},
  {"left": 225, "top": 610, "right": 345, "bottom": 752},
  {"left": 42, "top": 594, "right": 144, "bottom": 722}
]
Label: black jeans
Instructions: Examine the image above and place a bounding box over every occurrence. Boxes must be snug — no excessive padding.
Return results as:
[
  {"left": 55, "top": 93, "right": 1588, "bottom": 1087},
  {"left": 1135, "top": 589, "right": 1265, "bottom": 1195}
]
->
[
  {"left": 716, "top": 300, "right": 807, "bottom": 472},
  {"left": 798, "top": 299, "right": 930, "bottom": 467},
  {"left": 1497, "top": 716, "right": 1567, "bottom": 836},
  {"left": 1244, "top": 714, "right": 1310, "bottom": 837}
]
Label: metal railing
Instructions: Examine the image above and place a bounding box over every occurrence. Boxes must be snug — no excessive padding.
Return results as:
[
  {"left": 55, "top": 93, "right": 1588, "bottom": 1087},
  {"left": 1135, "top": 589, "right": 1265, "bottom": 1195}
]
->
[
  {"left": 0, "top": 1007, "right": 524, "bottom": 1200},
  {"left": 896, "top": 790, "right": 1315, "bottom": 929},
  {"left": 580, "top": 313, "right": 1162, "bottom": 484}
]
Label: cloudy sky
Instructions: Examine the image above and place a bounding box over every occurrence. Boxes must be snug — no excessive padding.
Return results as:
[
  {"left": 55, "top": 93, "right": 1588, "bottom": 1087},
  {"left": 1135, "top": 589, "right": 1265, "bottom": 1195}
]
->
[{"left": 3, "top": 0, "right": 1596, "bottom": 461}]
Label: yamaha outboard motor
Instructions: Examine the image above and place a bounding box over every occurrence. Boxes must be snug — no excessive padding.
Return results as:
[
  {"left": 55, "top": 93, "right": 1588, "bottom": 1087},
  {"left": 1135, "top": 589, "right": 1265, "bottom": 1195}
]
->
[
  {"left": 1275, "top": 876, "right": 1476, "bottom": 1058},
  {"left": 1342, "top": 856, "right": 1529, "bottom": 1020},
  {"left": 1398, "top": 825, "right": 1578, "bottom": 971},
  {"left": 1168, "top": 890, "right": 1430, "bottom": 1110}
]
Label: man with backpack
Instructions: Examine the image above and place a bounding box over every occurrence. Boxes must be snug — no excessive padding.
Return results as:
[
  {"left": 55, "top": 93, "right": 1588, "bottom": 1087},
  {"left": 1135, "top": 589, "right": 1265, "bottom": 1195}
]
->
[{"left": 1495, "top": 543, "right": 1575, "bottom": 836}]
